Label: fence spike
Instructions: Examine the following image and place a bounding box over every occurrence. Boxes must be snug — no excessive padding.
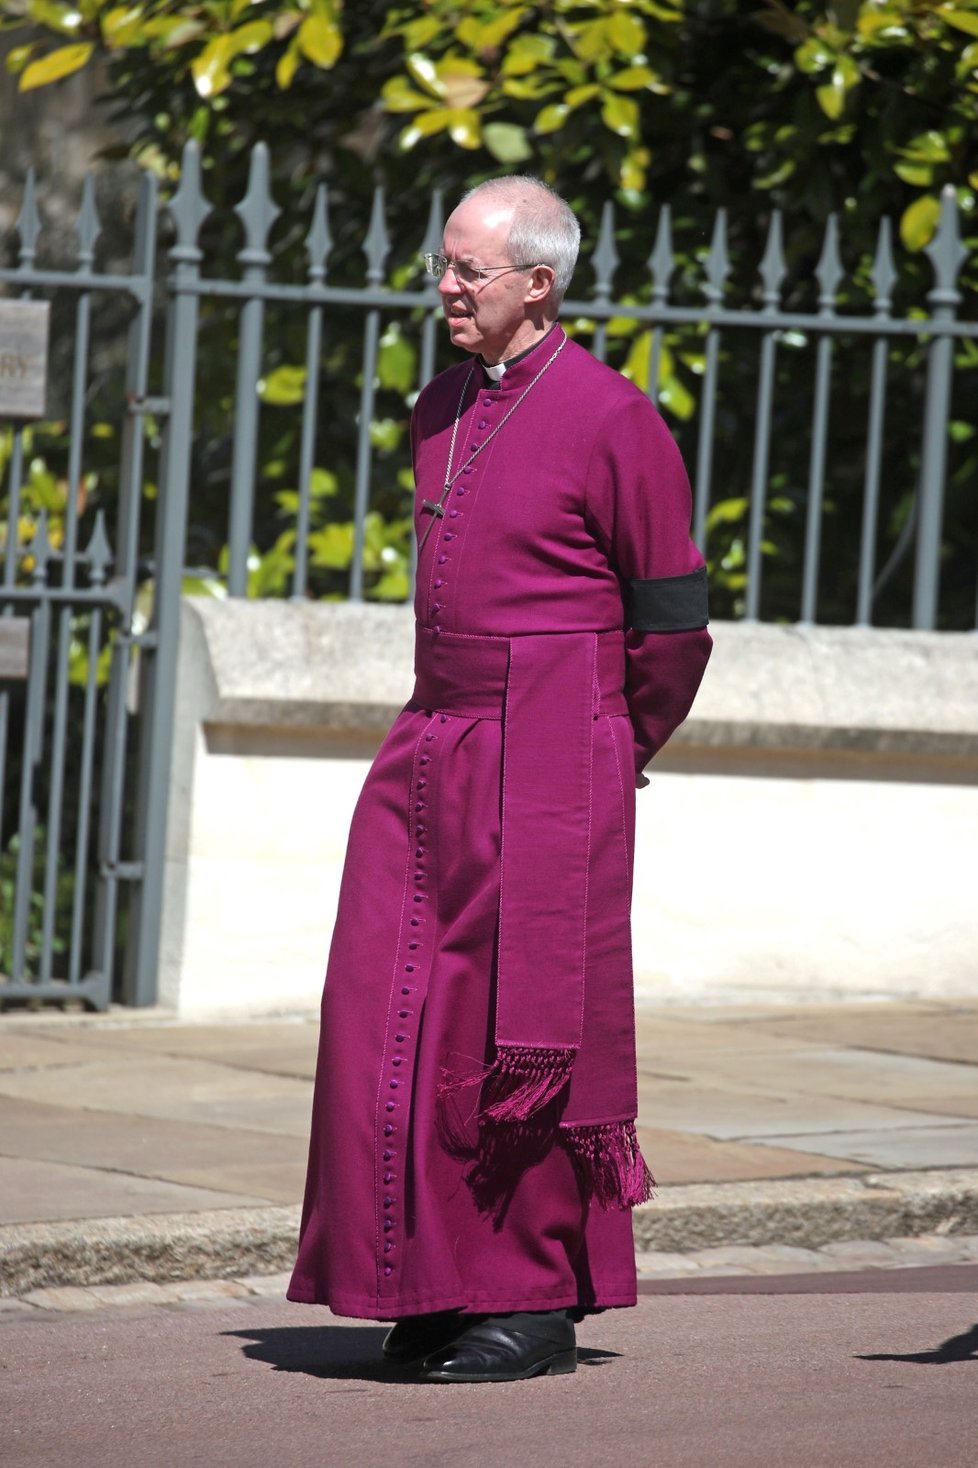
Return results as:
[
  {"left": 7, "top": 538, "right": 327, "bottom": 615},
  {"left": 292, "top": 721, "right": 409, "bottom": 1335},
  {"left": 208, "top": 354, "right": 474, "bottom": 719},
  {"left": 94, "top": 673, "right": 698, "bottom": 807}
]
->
[
  {"left": 870, "top": 217, "right": 896, "bottom": 315},
  {"left": 592, "top": 201, "right": 619, "bottom": 298},
  {"left": 167, "top": 140, "right": 211, "bottom": 254},
  {"left": 925, "top": 185, "right": 967, "bottom": 306},
  {"left": 420, "top": 189, "right": 444, "bottom": 289},
  {"left": 30, "top": 513, "right": 51, "bottom": 583},
  {"left": 85, "top": 511, "right": 113, "bottom": 585},
  {"left": 758, "top": 210, "right": 786, "bottom": 310},
  {"left": 702, "top": 208, "right": 729, "bottom": 305},
  {"left": 363, "top": 186, "right": 390, "bottom": 285},
  {"left": 76, "top": 172, "right": 102, "bottom": 267},
  {"left": 815, "top": 214, "right": 843, "bottom": 313},
  {"left": 648, "top": 205, "right": 674, "bottom": 303},
  {"left": 15, "top": 167, "right": 42, "bottom": 269},
  {"left": 305, "top": 184, "right": 332, "bottom": 282},
  {"left": 235, "top": 142, "right": 281, "bottom": 267}
]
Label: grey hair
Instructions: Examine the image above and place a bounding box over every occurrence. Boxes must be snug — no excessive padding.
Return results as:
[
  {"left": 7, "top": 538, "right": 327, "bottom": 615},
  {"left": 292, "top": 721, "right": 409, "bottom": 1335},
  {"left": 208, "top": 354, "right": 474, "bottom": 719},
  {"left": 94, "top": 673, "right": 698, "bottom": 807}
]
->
[{"left": 459, "top": 176, "right": 581, "bottom": 305}]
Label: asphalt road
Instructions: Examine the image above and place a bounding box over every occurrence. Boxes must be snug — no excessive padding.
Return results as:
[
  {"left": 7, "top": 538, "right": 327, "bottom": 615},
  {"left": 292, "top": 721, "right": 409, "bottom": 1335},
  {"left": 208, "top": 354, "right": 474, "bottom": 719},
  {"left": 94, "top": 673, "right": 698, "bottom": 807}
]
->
[{"left": 2, "top": 1269, "right": 976, "bottom": 1468}]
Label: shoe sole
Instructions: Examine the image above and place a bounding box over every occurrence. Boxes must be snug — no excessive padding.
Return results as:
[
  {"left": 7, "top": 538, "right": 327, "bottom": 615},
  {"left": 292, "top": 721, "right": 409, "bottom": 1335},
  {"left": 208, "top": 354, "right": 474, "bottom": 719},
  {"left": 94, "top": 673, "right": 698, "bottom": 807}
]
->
[{"left": 425, "top": 1348, "right": 577, "bottom": 1383}]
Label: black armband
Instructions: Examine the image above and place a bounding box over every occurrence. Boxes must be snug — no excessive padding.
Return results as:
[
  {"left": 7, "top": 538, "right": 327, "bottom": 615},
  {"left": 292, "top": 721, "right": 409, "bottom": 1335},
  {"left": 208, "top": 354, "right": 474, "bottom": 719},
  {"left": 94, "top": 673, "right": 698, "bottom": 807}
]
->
[{"left": 627, "top": 566, "right": 709, "bottom": 632}]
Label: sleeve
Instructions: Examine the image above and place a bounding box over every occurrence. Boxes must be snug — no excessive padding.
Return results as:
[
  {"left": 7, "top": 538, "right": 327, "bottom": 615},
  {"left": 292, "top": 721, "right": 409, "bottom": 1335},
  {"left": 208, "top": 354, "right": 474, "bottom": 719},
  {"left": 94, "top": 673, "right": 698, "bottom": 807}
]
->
[{"left": 585, "top": 393, "right": 713, "bottom": 785}]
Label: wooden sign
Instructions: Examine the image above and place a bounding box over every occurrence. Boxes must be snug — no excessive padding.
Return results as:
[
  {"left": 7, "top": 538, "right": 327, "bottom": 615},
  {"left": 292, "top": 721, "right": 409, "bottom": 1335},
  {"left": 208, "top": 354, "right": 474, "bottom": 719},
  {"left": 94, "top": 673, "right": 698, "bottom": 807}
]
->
[{"left": 0, "top": 300, "right": 50, "bottom": 419}]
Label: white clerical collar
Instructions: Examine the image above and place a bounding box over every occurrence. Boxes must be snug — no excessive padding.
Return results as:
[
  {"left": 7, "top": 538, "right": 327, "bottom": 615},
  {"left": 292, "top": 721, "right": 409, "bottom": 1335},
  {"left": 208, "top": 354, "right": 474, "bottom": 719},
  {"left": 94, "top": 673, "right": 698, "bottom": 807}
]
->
[{"left": 484, "top": 361, "right": 506, "bottom": 383}]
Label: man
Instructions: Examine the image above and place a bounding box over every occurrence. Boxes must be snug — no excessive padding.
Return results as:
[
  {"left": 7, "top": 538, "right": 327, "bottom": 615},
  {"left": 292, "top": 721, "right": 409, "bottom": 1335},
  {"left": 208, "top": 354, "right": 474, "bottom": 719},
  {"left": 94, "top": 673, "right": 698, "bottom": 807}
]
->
[{"left": 288, "top": 177, "right": 711, "bottom": 1382}]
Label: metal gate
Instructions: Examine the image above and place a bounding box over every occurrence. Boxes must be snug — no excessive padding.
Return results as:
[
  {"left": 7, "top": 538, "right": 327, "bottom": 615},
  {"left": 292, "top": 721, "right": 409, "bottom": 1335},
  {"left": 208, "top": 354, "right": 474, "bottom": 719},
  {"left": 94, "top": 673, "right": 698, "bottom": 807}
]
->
[{"left": 0, "top": 170, "right": 161, "bottom": 1008}]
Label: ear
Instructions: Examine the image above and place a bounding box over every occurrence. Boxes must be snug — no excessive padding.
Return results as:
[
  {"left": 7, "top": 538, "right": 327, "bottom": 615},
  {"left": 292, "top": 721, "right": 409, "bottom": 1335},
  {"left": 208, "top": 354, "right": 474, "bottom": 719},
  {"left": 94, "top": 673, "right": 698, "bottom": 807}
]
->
[{"left": 525, "top": 264, "right": 556, "bottom": 305}]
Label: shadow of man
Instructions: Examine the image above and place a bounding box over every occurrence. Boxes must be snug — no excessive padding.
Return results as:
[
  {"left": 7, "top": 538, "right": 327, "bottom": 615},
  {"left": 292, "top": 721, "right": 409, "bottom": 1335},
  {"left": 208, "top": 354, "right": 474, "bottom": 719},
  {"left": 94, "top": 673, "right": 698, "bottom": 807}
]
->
[
  {"left": 857, "top": 1322, "right": 978, "bottom": 1365},
  {"left": 223, "top": 1324, "right": 619, "bottom": 1383}
]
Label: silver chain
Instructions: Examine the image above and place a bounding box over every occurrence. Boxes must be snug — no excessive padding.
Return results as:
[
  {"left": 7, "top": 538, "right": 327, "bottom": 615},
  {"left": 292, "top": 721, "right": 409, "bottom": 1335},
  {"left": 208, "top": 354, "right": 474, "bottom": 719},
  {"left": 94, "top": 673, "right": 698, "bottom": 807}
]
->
[{"left": 419, "top": 335, "right": 566, "bottom": 551}]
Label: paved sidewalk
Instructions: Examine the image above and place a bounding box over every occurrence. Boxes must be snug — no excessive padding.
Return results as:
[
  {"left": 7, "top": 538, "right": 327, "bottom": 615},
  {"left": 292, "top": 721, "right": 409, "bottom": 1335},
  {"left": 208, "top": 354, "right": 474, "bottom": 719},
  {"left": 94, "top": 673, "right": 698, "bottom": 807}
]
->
[{"left": 1, "top": 998, "right": 978, "bottom": 1296}]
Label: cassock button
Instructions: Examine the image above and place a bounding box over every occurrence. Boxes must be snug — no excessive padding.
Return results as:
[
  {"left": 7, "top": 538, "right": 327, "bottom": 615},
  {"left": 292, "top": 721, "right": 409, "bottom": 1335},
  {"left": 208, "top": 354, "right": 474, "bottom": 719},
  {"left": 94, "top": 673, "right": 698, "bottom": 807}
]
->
[
  {"left": 384, "top": 1172, "right": 393, "bottom": 1184},
  {"left": 478, "top": 419, "right": 488, "bottom": 429},
  {"left": 482, "top": 397, "right": 493, "bottom": 406},
  {"left": 385, "top": 1102, "right": 395, "bottom": 1112},
  {"left": 384, "top": 1267, "right": 393, "bottom": 1277},
  {"left": 401, "top": 986, "right": 411, "bottom": 994},
  {"left": 438, "top": 555, "right": 448, "bottom": 564},
  {"left": 383, "top": 1150, "right": 393, "bottom": 1160},
  {"left": 384, "top": 1219, "right": 394, "bottom": 1232},
  {"left": 384, "top": 1126, "right": 394, "bottom": 1136},
  {"left": 383, "top": 1196, "right": 394, "bottom": 1207},
  {"left": 398, "top": 1010, "right": 409, "bottom": 1019},
  {"left": 384, "top": 1242, "right": 393, "bottom": 1253},
  {"left": 433, "top": 578, "right": 445, "bottom": 588},
  {"left": 448, "top": 510, "right": 459, "bottom": 518}
]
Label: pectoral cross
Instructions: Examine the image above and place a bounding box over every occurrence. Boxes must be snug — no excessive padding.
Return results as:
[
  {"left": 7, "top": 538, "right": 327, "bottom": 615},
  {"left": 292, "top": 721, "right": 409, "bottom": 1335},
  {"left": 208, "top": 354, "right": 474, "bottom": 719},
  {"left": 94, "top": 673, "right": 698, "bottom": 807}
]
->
[{"left": 418, "top": 486, "right": 450, "bottom": 552}]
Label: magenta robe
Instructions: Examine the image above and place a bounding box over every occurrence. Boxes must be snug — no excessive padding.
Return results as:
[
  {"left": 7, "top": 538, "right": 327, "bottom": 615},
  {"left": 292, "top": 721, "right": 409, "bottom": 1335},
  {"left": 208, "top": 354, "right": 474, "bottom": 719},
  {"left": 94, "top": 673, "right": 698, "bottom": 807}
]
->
[{"left": 288, "top": 327, "right": 711, "bottom": 1320}]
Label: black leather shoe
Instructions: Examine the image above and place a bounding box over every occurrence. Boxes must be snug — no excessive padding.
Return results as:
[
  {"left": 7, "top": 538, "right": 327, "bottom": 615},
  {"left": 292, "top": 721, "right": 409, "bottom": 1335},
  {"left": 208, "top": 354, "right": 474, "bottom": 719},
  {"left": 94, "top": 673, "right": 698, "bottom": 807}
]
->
[
  {"left": 382, "top": 1310, "right": 466, "bottom": 1365},
  {"left": 422, "top": 1311, "right": 576, "bottom": 1382}
]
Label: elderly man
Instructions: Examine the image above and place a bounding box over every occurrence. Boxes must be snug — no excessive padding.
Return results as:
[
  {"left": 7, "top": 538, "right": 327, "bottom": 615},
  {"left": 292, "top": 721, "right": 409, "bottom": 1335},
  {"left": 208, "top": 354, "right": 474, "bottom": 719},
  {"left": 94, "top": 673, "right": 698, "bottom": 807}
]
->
[{"left": 288, "top": 177, "right": 711, "bottom": 1382}]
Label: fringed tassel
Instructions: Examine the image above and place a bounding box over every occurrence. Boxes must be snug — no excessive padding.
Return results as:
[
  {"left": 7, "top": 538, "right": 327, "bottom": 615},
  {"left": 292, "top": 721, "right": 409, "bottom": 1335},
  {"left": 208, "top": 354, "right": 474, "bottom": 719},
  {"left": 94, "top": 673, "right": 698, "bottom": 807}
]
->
[
  {"left": 438, "top": 1045, "right": 575, "bottom": 1124},
  {"left": 562, "top": 1121, "right": 656, "bottom": 1210}
]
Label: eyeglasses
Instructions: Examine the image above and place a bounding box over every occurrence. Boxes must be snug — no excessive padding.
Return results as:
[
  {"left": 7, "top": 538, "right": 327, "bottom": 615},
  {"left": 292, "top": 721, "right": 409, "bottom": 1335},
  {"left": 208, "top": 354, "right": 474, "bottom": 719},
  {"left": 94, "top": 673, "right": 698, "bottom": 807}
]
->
[{"left": 423, "top": 252, "right": 535, "bottom": 285}]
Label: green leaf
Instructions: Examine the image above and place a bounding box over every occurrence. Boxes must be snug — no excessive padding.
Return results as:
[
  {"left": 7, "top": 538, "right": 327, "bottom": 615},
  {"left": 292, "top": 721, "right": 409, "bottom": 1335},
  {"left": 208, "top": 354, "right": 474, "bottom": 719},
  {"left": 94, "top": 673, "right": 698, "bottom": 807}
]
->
[
  {"left": 259, "top": 364, "right": 307, "bottom": 405},
  {"left": 534, "top": 102, "right": 569, "bottom": 134},
  {"left": 609, "top": 65, "right": 656, "bottom": 92},
  {"left": 377, "top": 325, "right": 417, "bottom": 393},
  {"left": 893, "top": 161, "right": 934, "bottom": 187},
  {"left": 941, "top": 9, "right": 978, "bottom": 37},
  {"left": 298, "top": 13, "right": 343, "bottom": 68},
  {"left": 900, "top": 193, "right": 941, "bottom": 251},
  {"left": 483, "top": 121, "right": 532, "bottom": 164},
  {"left": 190, "top": 34, "right": 234, "bottom": 98},
  {"left": 381, "top": 75, "right": 436, "bottom": 112},
  {"left": 901, "top": 130, "right": 951, "bottom": 163},
  {"left": 406, "top": 52, "right": 446, "bottom": 99},
  {"left": 608, "top": 10, "right": 645, "bottom": 57},
  {"left": 794, "top": 37, "right": 835, "bottom": 74},
  {"left": 601, "top": 91, "right": 639, "bottom": 138},
  {"left": 102, "top": 7, "right": 144, "bottom": 49},
  {"left": 574, "top": 18, "right": 611, "bottom": 64},
  {"left": 447, "top": 108, "right": 481, "bottom": 149},
  {"left": 309, "top": 521, "right": 354, "bottom": 570},
  {"left": 502, "top": 33, "right": 555, "bottom": 76},
  {"left": 19, "top": 42, "right": 94, "bottom": 91},
  {"left": 275, "top": 36, "right": 300, "bottom": 88}
]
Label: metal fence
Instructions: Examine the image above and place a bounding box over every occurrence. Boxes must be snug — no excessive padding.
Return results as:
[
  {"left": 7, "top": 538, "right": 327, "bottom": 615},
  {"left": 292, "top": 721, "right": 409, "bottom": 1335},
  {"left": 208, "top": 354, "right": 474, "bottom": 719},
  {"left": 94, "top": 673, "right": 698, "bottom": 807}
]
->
[{"left": 1, "top": 140, "right": 976, "bottom": 1009}]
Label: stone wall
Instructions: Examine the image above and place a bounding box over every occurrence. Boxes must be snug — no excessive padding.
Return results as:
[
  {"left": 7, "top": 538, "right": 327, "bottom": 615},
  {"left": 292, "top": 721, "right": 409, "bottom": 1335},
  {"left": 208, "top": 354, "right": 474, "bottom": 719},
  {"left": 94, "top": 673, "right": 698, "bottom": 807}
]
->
[{"left": 159, "top": 598, "right": 978, "bottom": 1014}]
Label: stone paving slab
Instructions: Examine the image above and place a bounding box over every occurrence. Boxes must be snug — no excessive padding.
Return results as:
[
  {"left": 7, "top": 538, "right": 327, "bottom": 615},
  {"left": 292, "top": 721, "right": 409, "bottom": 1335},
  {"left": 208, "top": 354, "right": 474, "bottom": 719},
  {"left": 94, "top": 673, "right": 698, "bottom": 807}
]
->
[
  {"left": 0, "top": 1055, "right": 312, "bottom": 1137},
  {"left": 635, "top": 1125, "right": 868, "bottom": 1185},
  {"left": 753, "top": 1121, "right": 978, "bottom": 1168},
  {"left": 0, "top": 1095, "right": 307, "bottom": 1206},
  {"left": 744, "top": 1002, "right": 978, "bottom": 1066},
  {"left": 0, "top": 1156, "right": 265, "bottom": 1226},
  {"left": 60, "top": 1019, "right": 320, "bottom": 1080}
]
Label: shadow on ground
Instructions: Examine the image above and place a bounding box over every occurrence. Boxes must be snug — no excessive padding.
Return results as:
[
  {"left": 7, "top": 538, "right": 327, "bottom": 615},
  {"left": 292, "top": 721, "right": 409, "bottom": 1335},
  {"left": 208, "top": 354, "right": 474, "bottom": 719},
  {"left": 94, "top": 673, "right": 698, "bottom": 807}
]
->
[
  {"left": 224, "top": 1325, "right": 619, "bottom": 1383},
  {"left": 857, "top": 1322, "right": 978, "bottom": 1366}
]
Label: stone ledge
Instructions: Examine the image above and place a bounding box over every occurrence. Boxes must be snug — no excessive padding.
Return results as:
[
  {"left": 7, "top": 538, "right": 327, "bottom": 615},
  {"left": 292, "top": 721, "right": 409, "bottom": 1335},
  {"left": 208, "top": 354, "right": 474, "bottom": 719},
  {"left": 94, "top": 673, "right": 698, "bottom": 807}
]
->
[
  {"left": 4, "top": 1170, "right": 978, "bottom": 1296},
  {"left": 631, "top": 1168, "right": 978, "bottom": 1253},
  {"left": 180, "top": 599, "right": 978, "bottom": 761}
]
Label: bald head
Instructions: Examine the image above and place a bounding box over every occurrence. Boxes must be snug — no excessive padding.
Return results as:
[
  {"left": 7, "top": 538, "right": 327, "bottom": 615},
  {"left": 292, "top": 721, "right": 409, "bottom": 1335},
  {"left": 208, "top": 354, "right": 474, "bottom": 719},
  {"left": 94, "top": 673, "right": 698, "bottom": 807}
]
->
[{"left": 459, "top": 177, "right": 581, "bottom": 304}]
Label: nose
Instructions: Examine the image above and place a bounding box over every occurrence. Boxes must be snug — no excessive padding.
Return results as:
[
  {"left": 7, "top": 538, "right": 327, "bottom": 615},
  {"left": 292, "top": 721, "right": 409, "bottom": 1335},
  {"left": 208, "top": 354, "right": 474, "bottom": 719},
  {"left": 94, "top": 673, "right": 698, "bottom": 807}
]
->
[{"left": 438, "top": 268, "right": 462, "bottom": 298}]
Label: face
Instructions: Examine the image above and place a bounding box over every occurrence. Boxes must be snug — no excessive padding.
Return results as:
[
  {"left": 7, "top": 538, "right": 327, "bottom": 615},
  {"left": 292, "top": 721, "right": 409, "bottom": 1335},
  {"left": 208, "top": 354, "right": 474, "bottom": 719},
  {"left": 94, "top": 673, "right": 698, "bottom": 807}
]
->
[{"left": 439, "top": 195, "right": 549, "bottom": 363}]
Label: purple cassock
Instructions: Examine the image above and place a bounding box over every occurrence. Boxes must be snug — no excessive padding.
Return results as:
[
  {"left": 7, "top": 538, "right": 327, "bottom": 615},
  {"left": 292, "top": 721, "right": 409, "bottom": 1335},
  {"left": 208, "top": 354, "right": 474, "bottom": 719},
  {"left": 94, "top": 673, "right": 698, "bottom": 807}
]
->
[{"left": 288, "top": 324, "right": 712, "bottom": 1321}]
